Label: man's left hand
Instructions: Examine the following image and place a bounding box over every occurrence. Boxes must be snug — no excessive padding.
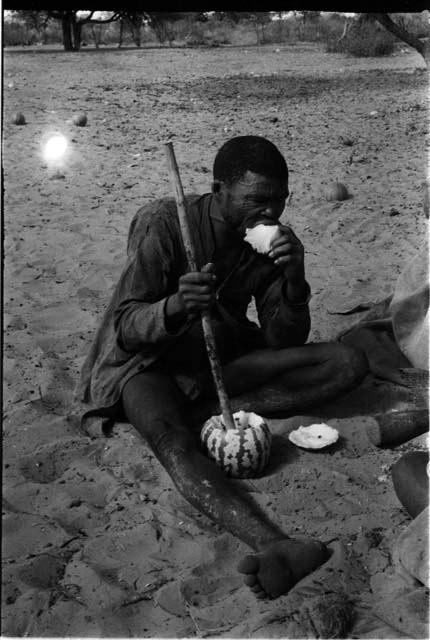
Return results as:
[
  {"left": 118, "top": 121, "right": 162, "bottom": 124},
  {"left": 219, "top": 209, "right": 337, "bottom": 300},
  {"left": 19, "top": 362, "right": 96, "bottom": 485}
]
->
[{"left": 268, "top": 224, "right": 305, "bottom": 284}]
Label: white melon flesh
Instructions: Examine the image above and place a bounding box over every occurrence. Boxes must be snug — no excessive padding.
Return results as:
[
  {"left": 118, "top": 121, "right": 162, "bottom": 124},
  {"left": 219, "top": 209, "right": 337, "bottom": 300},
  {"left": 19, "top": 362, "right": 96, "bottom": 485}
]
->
[
  {"left": 288, "top": 423, "right": 339, "bottom": 449},
  {"left": 244, "top": 224, "right": 281, "bottom": 254}
]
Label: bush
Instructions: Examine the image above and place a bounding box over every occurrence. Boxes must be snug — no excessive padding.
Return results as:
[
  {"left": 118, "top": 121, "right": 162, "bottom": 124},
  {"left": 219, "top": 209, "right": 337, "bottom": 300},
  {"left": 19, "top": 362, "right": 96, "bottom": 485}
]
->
[
  {"left": 345, "top": 24, "right": 395, "bottom": 57},
  {"left": 317, "top": 16, "right": 344, "bottom": 48},
  {"left": 4, "top": 20, "right": 37, "bottom": 46},
  {"left": 391, "top": 12, "right": 430, "bottom": 39},
  {"left": 44, "top": 22, "right": 62, "bottom": 44},
  {"left": 326, "top": 21, "right": 396, "bottom": 57}
]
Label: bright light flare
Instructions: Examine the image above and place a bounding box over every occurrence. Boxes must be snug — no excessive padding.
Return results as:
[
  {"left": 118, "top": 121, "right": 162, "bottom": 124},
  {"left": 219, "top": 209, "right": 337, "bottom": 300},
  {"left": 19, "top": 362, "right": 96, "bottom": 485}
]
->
[{"left": 44, "top": 134, "right": 68, "bottom": 163}]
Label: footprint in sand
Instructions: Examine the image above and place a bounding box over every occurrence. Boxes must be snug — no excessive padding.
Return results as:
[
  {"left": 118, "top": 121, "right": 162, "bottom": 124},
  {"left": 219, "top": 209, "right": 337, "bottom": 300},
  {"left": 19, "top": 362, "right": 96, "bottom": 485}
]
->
[
  {"left": 19, "top": 437, "right": 98, "bottom": 483},
  {"left": 155, "top": 533, "right": 246, "bottom": 626},
  {"left": 4, "top": 553, "right": 66, "bottom": 594}
]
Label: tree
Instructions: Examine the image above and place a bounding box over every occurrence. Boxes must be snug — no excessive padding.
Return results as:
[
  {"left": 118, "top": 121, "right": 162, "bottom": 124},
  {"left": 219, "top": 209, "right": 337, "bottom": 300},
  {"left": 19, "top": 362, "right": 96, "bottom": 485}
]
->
[
  {"left": 47, "top": 11, "right": 122, "bottom": 51},
  {"left": 117, "top": 12, "right": 146, "bottom": 48},
  {"left": 369, "top": 13, "right": 430, "bottom": 67},
  {"left": 336, "top": 14, "right": 354, "bottom": 46},
  {"left": 295, "top": 10, "right": 321, "bottom": 41},
  {"left": 246, "top": 12, "right": 272, "bottom": 45},
  {"left": 213, "top": 11, "right": 272, "bottom": 44},
  {"left": 14, "top": 10, "right": 50, "bottom": 44},
  {"left": 144, "top": 12, "right": 206, "bottom": 46}
]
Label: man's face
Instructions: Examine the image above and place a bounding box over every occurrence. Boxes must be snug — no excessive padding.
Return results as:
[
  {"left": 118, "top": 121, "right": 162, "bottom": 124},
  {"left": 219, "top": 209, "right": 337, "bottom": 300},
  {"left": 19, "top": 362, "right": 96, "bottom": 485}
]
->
[{"left": 213, "top": 170, "right": 289, "bottom": 237}]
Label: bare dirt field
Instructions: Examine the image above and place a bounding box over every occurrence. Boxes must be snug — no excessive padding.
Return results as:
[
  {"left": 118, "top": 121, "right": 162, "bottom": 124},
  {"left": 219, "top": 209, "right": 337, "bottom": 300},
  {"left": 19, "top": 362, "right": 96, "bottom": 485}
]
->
[{"left": 3, "top": 42, "right": 429, "bottom": 637}]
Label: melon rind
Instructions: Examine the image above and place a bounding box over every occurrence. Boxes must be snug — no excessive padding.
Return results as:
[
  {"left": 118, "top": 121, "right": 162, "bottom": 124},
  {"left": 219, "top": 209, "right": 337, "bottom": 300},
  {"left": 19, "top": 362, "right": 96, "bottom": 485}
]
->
[{"left": 200, "top": 411, "right": 271, "bottom": 478}]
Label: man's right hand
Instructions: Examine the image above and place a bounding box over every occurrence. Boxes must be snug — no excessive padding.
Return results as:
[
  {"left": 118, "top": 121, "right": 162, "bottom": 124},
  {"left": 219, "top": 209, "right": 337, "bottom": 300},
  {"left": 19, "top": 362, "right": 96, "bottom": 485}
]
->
[{"left": 165, "top": 263, "right": 217, "bottom": 326}]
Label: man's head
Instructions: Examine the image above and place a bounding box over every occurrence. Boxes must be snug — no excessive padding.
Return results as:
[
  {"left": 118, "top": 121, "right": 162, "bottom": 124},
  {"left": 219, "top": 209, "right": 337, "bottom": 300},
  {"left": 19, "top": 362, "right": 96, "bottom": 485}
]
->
[{"left": 212, "top": 136, "right": 289, "bottom": 235}]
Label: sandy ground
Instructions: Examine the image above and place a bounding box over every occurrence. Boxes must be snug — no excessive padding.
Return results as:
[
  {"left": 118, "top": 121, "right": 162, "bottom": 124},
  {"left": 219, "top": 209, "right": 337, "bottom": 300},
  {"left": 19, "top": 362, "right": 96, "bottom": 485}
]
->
[{"left": 2, "top": 42, "right": 429, "bottom": 637}]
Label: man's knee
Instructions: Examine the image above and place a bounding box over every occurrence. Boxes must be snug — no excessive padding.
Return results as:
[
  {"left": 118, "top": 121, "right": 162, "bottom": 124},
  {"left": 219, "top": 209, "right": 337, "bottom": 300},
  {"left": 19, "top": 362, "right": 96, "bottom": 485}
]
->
[
  {"left": 150, "top": 423, "right": 196, "bottom": 461},
  {"left": 122, "top": 370, "right": 197, "bottom": 462},
  {"left": 331, "top": 343, "right": 368, "bottom": 386}
]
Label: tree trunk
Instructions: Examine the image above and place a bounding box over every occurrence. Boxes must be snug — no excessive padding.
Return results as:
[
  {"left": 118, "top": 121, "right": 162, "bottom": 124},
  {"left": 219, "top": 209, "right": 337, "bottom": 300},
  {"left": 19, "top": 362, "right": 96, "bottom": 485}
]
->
[
  {"left": 72, "top": 21, "right": 82, "bottom": 51},
  {"left": 337, "top": 16, "right": 352, "bottom": 46},
  {"left": 423, "top": 41, "right": 430, "bottom": 67},
  {"left": 118, "top": 20, "right": 124, "bottom": 48},
  {"left": 252, "top": 22, "right": 260, "bottom": 44},
  {"left": 91, "top": 24, "right": 99, "bottom": 49},
  {"left": 61, "top": 15, "right": 74, "bottom": 51},
  {"left": 127, "top": 18, "right": 141, "bottom": 48},
  {"left": 132, "top": 24, "right": 141, "bottom": 48}
]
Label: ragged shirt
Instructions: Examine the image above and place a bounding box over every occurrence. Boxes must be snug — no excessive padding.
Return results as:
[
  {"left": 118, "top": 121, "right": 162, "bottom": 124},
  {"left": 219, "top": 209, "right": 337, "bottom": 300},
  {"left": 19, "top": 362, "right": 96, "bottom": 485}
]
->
[{"left": 77, "top": 193, "right": 311, "bottom": 415}]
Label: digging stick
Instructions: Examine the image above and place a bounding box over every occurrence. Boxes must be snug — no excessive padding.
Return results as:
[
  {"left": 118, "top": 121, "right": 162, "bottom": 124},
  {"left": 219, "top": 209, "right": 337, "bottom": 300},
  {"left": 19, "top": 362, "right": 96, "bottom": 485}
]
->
[{"left": 164, "top": 142, "right": 236, "bottom": 431}]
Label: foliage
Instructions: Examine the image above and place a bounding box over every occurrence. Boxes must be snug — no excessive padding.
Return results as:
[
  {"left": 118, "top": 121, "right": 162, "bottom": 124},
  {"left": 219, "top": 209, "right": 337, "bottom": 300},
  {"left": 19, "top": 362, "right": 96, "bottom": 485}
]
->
[
  {"left": 3, "top": 10, "right": 428, "bottom": 61},
  {"left": 4, "top": 20, "right": 37, "bottom": 46},
  {"left": 390, "top": 12, "right": 430, "bottom": 39},
  {"left": 327, "top": 20, "right": 396, "bottom": 57},
  {"left": 323, "top": 16, "right": 395, "bottom": 57}
]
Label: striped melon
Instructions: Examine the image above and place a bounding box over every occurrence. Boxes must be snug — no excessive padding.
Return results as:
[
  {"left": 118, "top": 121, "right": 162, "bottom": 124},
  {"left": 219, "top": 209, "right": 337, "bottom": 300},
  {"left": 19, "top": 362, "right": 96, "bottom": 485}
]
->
[{"left": 200, "top": 411, "right": 271, "bottom": 478}]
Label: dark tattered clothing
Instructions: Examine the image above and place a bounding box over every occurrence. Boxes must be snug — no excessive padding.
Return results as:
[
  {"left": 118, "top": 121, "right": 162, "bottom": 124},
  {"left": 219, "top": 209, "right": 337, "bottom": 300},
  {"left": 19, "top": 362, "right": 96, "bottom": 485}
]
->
[{"left": 77, "top": 194, "right": 311, "bottom": 420}]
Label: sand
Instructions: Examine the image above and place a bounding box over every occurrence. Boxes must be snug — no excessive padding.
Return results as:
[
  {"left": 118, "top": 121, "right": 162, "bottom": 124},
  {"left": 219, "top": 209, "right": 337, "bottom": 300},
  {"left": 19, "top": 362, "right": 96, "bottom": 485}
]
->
[{"left": 3, "top": 42, "right": 429, "bottom": 637}]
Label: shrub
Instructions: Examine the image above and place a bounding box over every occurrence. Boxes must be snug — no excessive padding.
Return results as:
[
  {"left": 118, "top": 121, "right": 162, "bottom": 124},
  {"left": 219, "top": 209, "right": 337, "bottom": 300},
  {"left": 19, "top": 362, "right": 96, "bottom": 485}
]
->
[
  {"left": 345, "top": 24, "right": 395, "bottom": 57},
  {"left": 391, "top": 11, "right": 430, "bottom": 39},
  {"left": 326, "top": 21, "right": 396, "bottom": 57},
  {"left": 318, "top": 17, "right": 344, "bottom": 49},
  {"left": 4, "top": 20, "right": 37, "bottom": 46},
  {"left": 44, "top": 22, "right": 62, "bottom": 44}
]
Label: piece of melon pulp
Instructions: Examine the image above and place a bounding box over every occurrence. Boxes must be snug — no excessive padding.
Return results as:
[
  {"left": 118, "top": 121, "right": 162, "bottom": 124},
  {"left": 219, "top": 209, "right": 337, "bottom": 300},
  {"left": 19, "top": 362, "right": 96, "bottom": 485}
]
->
[{"left": 244, "top": 224, "right": 281, "bottom": 254}]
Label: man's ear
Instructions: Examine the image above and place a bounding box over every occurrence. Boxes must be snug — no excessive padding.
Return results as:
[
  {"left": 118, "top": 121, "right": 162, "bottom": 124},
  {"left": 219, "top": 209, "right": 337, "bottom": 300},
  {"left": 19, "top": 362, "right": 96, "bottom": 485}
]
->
[{"left": 212, "top": 180, "right": 222, "bottom": 194}]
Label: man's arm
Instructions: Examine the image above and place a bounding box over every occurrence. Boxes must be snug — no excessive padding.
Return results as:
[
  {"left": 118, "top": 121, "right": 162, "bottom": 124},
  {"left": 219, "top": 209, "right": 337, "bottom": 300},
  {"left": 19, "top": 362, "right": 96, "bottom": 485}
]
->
[
  {"left": 164, "top": 263, "right": 217, "bottom": 333},
  {"left": 114, "top": 211, "right": 188, "bottom": 352},
  {"left": 254, "top": 274, "right": 311, "bottom": 348},
  {"left": 254, "top": 225, "right": 311, "bottom": 348},
  {"left": 115, "top": 209, "right": 218, "bottom": 352}
]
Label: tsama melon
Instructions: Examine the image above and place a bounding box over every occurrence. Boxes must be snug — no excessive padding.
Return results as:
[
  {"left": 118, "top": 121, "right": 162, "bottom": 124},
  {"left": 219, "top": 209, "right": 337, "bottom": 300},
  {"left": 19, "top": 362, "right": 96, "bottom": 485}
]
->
[
  {"left": 73, "top": 112, "right": 88, "bottom": 127},
  {"left": 12, "top": 112, "right": 26, "bottom": 125},
  {"left": 325, "top": 182, "right": 349, "bottom": 202},
  {"left": 200, "top": 410, "right": 271, "bottom": 478}
]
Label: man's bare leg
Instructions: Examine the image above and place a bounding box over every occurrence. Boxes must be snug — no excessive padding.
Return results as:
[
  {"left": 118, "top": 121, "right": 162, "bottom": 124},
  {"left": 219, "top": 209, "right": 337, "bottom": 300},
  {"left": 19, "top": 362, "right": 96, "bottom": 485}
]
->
[
  {"left": 223, "top": 342, "right": 367, "bottom": 594},
  {"left": 193, "top": 342, "right": 368, "bottom": 421},
  {"left": 122, "top": 371, "right": 329, "bottom": 599}
]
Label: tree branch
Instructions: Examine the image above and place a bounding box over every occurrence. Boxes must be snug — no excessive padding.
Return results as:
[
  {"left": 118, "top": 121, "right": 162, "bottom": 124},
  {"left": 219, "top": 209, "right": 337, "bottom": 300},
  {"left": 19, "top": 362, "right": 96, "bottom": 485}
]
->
[{"left": 78, "top": 11, "right": 123, "bottom": 25}]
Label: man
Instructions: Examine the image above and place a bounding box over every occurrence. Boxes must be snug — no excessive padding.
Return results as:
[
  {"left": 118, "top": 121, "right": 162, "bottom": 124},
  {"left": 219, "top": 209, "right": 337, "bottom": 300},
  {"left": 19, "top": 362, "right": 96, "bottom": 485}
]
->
[{"left": 79, "top": 136, "right": 367, "bottom": 599}]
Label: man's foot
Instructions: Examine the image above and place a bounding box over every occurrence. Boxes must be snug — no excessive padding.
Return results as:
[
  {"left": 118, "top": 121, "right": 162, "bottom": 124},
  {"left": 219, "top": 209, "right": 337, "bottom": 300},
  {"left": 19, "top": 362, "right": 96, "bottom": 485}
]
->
[{"left": 237, "top": 537, "right": 330, "bottom": 599}]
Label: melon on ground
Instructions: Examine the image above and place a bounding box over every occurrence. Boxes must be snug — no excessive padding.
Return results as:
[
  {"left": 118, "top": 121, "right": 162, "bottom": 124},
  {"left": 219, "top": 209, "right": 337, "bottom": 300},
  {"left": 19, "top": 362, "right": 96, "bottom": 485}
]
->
[
  {"left": 12, "top": 112, "right": 26, "bottom": 125},
  {"left": 200, "top": 411, "right": 271, "bottom": 478},
  {"left": 73, "top": 112, "right": 88, "bottom": 127},
  {"left": 325, "top": 182, "right": 349, "bottom": 202}
]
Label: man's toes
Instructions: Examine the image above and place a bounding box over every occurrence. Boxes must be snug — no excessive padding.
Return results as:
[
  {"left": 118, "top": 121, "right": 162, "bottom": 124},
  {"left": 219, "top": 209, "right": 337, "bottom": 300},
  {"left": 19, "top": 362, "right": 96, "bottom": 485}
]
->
[
  {"left": 244, "top": 574, "right": 258, "bottom": 587},
  {"left": 237, "top": 554, "right": 260, "bottom": 575}
]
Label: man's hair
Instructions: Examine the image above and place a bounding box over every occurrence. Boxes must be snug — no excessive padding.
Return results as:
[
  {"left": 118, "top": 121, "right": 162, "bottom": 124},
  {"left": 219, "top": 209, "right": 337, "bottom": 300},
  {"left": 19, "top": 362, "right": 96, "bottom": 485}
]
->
[{"left": 213, "top": 136, "right": 288, "bottom": 185}]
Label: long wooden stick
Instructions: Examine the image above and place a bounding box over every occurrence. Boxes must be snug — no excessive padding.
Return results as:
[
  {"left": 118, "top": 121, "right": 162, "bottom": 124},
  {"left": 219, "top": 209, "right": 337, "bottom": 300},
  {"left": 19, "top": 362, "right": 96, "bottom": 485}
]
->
[{"left": 164, "top": 142, "right": 236, "bottom": 431}]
